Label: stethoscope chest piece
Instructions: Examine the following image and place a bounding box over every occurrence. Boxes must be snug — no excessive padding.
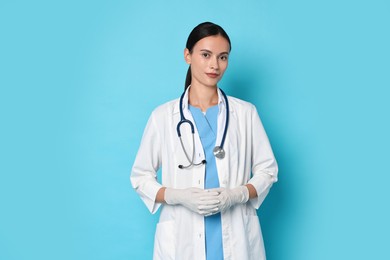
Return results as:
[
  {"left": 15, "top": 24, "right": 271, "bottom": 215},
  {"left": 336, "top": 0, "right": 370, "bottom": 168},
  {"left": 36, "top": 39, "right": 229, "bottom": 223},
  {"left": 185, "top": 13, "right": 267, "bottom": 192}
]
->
[{"left": 213, "top": 146, "right": 225, "bottom": 159}]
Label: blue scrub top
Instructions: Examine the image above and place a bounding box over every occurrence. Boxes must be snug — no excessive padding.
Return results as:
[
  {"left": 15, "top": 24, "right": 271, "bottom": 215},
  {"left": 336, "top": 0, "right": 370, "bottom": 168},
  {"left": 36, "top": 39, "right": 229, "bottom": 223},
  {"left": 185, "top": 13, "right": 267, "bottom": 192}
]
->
[{"left": 189, "top": 105, "right": 224, "bottom": 260}]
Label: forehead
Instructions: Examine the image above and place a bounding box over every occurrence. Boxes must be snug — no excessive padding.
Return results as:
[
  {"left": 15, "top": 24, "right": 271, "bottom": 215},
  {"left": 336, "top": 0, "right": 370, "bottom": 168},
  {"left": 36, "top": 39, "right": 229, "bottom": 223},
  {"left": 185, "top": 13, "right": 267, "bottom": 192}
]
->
[{"left": 192, "top": 35, "right": 230, "bottom": 53}]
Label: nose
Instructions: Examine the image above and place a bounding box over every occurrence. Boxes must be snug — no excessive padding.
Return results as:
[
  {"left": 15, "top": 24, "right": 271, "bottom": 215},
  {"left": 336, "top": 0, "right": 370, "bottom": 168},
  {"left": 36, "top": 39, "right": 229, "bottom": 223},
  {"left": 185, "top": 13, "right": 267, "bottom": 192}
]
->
[{"left": 210, "top": 57, "right": 219, "bottom": 70}]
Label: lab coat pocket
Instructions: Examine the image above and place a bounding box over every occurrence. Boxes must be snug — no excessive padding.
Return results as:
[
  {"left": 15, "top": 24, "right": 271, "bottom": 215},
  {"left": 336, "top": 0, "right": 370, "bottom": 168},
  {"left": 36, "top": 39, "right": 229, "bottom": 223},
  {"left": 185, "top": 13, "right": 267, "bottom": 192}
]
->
[{"left": 153, "top": 220, "right": 176, "bottom": 260}]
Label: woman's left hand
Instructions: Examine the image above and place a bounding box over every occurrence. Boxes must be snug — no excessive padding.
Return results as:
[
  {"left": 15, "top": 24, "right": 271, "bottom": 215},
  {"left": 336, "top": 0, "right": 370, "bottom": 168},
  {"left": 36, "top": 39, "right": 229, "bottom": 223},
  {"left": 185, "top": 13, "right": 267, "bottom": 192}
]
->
[{"left": 206, "top": 186, "right": 249, "bottom": 215}]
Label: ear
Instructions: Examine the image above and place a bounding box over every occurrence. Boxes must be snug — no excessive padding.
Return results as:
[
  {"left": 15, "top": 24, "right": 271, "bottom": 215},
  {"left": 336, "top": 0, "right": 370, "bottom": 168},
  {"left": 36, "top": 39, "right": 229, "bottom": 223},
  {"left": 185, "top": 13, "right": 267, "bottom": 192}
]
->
[{"left": 184, "top": 48, "right": 191, "bottom": 65}]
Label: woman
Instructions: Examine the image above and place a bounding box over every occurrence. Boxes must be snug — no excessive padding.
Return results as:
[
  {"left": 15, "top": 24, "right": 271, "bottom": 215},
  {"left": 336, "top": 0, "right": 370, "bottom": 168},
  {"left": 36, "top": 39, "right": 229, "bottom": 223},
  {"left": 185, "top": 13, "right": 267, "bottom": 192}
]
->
[{"left": 131, "top": 22, "right": 278, "bottom": 260}]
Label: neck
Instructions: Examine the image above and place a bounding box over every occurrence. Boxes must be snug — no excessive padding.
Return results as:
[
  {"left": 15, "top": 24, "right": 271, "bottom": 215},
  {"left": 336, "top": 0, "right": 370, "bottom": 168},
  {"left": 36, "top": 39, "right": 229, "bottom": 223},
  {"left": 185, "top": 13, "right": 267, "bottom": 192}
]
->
[{"left": 188, "top": 85, "right": 218, "bottom": 112}]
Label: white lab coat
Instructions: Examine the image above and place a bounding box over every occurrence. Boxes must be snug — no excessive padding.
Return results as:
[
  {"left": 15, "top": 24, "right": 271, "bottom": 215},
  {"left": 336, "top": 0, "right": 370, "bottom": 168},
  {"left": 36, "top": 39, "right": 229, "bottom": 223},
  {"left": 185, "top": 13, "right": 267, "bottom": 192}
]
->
[{"left": 131, "top": 88, "right": 278, "bottom": 260}]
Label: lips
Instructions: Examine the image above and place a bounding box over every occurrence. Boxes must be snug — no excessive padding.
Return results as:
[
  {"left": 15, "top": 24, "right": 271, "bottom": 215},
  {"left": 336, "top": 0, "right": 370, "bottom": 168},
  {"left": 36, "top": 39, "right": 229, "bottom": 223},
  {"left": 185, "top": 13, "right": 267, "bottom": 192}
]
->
[{"left": 206, "top": 73, "right": 219, "bottom": 78}]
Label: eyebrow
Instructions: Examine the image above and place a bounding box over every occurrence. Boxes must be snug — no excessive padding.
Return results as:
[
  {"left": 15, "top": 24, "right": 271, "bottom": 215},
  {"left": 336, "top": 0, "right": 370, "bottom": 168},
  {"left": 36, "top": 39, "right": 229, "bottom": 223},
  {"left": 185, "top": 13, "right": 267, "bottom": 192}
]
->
[{"left": 200, "top": 49, "right": 229, "bottom": 56}]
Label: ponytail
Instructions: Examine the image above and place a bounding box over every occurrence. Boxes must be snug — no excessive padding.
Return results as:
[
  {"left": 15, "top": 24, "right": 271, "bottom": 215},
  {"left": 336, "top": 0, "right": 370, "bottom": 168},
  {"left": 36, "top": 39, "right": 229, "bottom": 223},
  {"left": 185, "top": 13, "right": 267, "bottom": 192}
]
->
[{"left": 184, "top": 66, "right": 191, "bottom": 91}]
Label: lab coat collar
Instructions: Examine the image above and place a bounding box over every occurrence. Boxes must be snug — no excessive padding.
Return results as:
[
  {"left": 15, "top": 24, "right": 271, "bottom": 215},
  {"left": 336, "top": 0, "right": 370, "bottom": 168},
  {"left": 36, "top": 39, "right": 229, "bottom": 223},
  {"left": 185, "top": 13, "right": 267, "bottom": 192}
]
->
[{"left": 173, "top": 85, "right": 228, "bottom": 115}]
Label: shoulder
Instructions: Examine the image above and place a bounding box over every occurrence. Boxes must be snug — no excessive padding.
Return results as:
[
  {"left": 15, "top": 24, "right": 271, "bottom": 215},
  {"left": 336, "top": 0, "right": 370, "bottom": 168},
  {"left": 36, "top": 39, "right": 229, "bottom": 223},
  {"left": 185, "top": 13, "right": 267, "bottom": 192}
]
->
[
  {"left": 227, "top": 96, "right": 257, "bottom": 113},
  {"left": 150, "top": 98, "right": 179, "bottom": 119}
]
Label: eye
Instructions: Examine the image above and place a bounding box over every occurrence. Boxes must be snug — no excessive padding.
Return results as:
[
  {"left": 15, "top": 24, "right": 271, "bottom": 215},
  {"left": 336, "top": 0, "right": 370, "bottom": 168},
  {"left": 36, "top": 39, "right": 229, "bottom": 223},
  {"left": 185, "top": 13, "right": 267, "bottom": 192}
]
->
[
  {"left": 201, "top": 52, "right": 210, "bottom": 58},
  {"left": 220, "top": 55, "right": 228, "bottom": 61}
]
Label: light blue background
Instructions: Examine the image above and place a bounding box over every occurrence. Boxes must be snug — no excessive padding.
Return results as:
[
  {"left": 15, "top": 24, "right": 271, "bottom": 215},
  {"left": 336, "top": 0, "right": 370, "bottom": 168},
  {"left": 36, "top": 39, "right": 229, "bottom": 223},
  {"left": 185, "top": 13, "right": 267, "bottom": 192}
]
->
[{"left": 1, "top": 0, "right": 389, "bottom": 259}]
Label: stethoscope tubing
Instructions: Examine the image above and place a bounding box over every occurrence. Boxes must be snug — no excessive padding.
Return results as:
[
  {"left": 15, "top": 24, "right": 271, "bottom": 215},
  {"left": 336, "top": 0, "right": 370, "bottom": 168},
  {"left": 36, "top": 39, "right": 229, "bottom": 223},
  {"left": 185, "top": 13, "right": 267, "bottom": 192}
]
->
[{"left": 219, "top": 88, "right": 229, "bottom": 150}]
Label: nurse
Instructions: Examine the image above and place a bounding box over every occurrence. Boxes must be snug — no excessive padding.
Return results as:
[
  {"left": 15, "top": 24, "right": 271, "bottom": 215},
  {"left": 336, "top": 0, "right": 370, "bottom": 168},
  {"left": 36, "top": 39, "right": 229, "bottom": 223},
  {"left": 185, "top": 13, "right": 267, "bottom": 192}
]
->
[{"left": 131, "top": 22, "right": 278, "bottom": 260}]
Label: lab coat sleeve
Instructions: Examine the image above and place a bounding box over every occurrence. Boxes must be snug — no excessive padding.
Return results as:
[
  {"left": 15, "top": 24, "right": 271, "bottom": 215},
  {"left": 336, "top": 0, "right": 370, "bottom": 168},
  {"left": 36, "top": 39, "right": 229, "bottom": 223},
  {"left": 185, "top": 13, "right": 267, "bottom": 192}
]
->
[
  {"left": 247, "top": 105, "right": 278, "bottom": 209},
  {"left": 130, "top": 112, "right": 163, "bottom": 214}
]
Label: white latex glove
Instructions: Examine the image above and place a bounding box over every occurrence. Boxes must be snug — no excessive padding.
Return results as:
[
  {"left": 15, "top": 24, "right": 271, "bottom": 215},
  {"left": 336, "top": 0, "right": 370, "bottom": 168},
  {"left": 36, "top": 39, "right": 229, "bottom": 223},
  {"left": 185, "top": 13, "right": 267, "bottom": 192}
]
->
[
  {"left": 164, "top": 187, "right": 220, "bottom": 216},
  {"left": 210, "top": 186, "right": 250, "bottom": 214}
]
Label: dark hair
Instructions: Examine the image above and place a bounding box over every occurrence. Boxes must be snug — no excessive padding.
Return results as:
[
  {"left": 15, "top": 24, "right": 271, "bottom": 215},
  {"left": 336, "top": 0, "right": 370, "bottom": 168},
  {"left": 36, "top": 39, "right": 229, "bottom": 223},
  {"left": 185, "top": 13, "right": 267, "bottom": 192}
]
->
[{"left": 184, "top": 22, "right": 231, "bottom": 90}]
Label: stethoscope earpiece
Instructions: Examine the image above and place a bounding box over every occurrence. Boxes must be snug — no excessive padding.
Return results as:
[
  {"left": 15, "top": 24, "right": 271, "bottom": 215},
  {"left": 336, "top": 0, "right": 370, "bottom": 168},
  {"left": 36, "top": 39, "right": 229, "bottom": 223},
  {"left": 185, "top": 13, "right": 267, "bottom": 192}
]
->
[{"left": 178, "top": 159, "right": 207, "bottom": 169}]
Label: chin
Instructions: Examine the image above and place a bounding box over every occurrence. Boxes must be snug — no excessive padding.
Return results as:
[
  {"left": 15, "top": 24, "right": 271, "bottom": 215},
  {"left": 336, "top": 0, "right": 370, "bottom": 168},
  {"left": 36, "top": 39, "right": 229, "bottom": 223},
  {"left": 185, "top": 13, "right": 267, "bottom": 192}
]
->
[{"left": 206, "top": 79, "right": 221, "bottom": 87}]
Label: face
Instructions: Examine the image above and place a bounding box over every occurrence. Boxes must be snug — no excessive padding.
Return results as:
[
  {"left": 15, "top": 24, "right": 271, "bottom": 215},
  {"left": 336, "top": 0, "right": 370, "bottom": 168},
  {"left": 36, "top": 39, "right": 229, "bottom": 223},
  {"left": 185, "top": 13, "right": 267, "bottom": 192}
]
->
[{"left": 184, "top": 35, "right": 230, "bottom": 89}]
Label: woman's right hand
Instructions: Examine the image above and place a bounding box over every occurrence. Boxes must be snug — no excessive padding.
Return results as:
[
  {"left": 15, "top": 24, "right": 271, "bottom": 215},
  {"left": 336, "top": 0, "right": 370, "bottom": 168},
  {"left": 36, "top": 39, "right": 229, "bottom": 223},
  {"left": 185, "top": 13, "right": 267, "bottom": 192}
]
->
[{"left": 164, "top": 188, "right": 220, "bottom": 216}]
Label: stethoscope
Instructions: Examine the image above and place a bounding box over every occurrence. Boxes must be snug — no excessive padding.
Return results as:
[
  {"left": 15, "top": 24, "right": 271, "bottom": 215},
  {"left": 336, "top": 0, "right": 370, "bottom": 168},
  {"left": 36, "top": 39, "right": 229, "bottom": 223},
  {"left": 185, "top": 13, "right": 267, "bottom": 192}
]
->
[{"left": 177, "top": 88, "right": 229, "bottom": 169}]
